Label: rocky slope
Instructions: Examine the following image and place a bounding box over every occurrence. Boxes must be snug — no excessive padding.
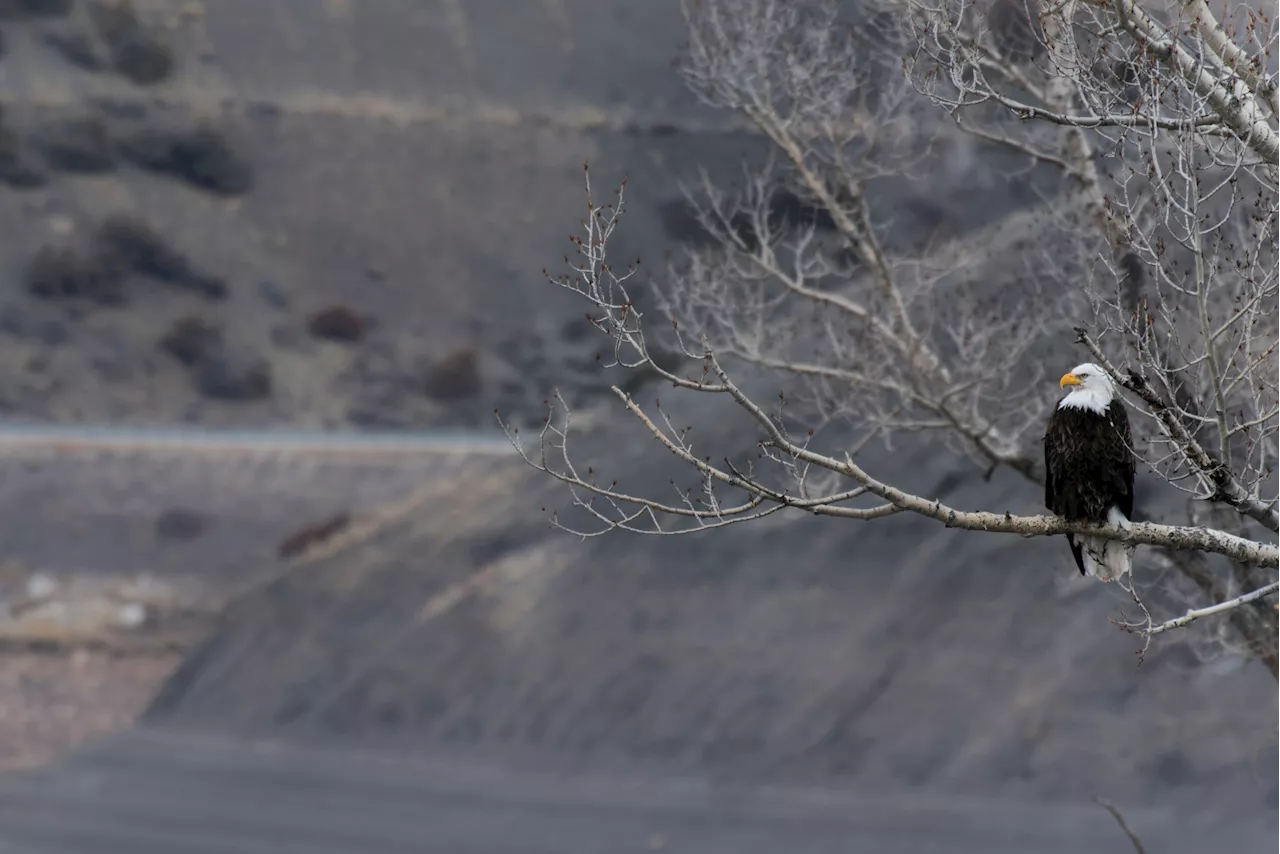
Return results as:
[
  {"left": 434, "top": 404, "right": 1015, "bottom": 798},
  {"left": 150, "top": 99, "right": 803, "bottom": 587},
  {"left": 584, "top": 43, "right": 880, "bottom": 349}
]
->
[
  {"left": 143, "top": 430, "right": 1277, "bottom": 826},
  {"left": 0, "top": 0, "right": 754, "bottom": 430},
  {"left": 0, "top": 0, "right": 1068, "bottom": 432}
]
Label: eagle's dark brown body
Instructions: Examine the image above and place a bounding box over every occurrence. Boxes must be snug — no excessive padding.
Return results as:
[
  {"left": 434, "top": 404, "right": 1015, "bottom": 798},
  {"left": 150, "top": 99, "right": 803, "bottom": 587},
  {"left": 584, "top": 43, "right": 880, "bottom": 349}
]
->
[{"left": 1043, "top": 399, "right": 1135, "bottom": 575}]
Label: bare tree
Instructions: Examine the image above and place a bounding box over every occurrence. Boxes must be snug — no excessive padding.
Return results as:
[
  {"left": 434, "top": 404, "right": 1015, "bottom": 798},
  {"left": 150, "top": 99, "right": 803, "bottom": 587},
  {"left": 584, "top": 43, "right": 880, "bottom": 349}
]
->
[
  {"left": 905, "top": 0, "right": 1280, "bottom": 668},
  {"left": 501, "top": 0, "right": 1278, "bottom": 671}
]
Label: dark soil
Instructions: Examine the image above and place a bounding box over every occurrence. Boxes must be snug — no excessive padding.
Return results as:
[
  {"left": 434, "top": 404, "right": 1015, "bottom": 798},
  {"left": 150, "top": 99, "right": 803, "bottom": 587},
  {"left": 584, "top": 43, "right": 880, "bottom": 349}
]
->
[
  {"left": 159, "top": 316, "right": 221, "bottom": 367},
  {"left": 88, "top": 0, "right": 174, "bottom": 84},
  {"left": 24, "top": 216, "right": 230, "bottom": 308},
  {"left": 118, "top": 124, "right": 253, "bottom": 196},
  {"left": 0, "top": 0, "right": 74, "bottom": 19},
  {"left": 277, "top": 512, "right": 352, "bottom": 560},
  {"left": 94, "top": 215, "right": 228, "bottom": 300},
  {"left": 193, "top": 352, "right": 272, "bottom": 401},
  {"left": 42, "top": 30, "right": 109, "bottom": 72},
  {"left": 35, "top": 116, "right": 117, "bottom": 174},
  {"left": 421, "top": 349, "right": 482, "bottom": 401},
  {"left": 111, "top": 35, "right": 173, "bottom": 84},
  {"left": 0, "top": 120, "right": 47, "bottom": 189},
  {"left": 306, "top": 305, "right": 365, "bottom": 344},
  {"left": 25, "top": 245, "right": 127, "bottom": 305},
  {"left": 154, "top": 508, "right": 207, "bottom": 542}
]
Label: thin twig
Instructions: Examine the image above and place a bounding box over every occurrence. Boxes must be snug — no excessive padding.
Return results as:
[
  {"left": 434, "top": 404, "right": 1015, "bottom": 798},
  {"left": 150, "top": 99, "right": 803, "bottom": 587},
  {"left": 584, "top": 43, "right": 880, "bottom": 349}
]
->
[{"left": 1092, "top": 798, "right": 1148, "bottom": 854}]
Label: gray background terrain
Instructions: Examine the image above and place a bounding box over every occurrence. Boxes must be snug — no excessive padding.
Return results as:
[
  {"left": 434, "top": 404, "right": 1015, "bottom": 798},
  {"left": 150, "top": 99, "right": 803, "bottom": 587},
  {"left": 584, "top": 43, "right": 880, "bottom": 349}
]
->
[{"left": 0, "top": 0, "right": 1274, "bottom": 851}]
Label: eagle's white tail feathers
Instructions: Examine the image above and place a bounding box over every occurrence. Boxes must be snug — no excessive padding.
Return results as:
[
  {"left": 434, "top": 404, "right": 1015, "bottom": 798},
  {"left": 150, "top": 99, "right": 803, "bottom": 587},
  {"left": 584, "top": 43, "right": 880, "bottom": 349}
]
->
[{"left": 1080, "top": 506, "right": 1134, "bottom": 582}]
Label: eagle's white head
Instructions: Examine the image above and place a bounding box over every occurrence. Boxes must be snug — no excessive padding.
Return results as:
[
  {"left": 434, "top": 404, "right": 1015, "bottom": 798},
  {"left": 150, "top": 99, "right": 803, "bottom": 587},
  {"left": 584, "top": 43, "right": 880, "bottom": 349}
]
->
[{"left": 1058, "top": 362, "right": 1115, "bottom": 415}]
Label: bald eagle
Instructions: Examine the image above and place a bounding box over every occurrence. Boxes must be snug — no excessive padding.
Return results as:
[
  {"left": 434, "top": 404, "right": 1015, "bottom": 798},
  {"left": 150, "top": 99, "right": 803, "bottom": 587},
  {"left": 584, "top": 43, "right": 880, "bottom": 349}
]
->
[{"left": 1043, "top": 363, "right": 1136, "bottom": 581}]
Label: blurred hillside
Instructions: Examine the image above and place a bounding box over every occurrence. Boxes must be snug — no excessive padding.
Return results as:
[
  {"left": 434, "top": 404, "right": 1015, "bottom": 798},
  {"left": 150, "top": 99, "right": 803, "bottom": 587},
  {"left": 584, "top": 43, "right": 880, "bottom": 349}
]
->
[
  {"left": 143, "top": 433, "right": 1278, "bottom": 818},
  {"left": 0, "top": 0, "right": 1061, "bottom": 431},
  {"left": 0, "top": 0, "right": 761, "bottom": 429},
  {"left": 0, "top": 0, "right": 1274, "bottom": 849}
]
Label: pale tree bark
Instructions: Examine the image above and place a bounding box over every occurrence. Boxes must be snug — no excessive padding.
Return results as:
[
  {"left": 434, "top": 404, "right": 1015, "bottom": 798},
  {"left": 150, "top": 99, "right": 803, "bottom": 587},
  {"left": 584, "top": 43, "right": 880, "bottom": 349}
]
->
[
  {"left": 898, "top": 0, "right": 1276, "bottom": 666},
  {"left": 503, "top": 0, "right": 1278, "bottom": 669}
]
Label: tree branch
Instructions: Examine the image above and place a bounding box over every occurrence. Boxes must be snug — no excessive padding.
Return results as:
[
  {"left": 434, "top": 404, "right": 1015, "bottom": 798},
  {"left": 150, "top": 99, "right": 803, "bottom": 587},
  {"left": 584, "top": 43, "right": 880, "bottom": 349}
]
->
[
  {"left": 1147, "top": 580, "right": 1280, "bottom": 636},
  {"left": 1092, "top": 798, "right": 1148, "bottom": 854},
  {"left": 1109, "top": 0, "right": 1280, "bottom": 161},
  {"left": 524, "top": 0, "right": 1279, "bottom": 666},
  {"left": 510, "top": 376, "right": 1278, "bottom": 565},
  {"left": 1076, "top": 329, "right": 1280, "bottom": 532}
]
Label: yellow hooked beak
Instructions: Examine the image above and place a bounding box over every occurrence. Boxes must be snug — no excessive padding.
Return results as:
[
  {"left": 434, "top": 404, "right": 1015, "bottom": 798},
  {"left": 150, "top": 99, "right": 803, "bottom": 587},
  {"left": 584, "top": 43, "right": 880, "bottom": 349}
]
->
[{"left": 1059, "top": 373, "right": 1082, "bottom": 388}]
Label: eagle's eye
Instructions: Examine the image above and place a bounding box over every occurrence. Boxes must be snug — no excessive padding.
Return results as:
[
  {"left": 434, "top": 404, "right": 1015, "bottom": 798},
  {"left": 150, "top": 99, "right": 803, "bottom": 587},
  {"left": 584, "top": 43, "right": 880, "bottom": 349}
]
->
[{"left": 1077, "top": 372, "right": 1090, "bottom": 379}]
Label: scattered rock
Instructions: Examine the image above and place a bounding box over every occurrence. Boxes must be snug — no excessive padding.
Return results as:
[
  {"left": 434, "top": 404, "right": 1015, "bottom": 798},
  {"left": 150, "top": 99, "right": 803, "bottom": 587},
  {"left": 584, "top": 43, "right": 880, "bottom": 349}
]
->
[
  {"left": 25, "top": 572, "right": 59, "bottom": 601},
  {"left": 34, "top": 116, "right": 116, "bottom": 174},
  {"left": 159, "top": 316, "right": 220, "bottom": 366},
  {"left": 94, "top": 215, "right": 227, "bottom": 300},
  {"left": 154, "top": 508, "right": 206, "bottom": 541},
  {"left": 88, "top": 0, "right": 173, "bottom": 84},
  {"left": 306, "top": 304, "right": 365, "bottom": 344},
  {"left": 118, "top": 124, "right": 252, "bottom": 195},
  {"left": 42, "top": 30, "right": 109, "bottom": 72},
  {"left": 194, "top": 351, "right": 271, "bottom": 401},
  {"left": 25, "top": 245, "right": 126, "bottom": 304},
  {"left": 277, "top": 512, "right": 351, "bottom": 560},
  {"left": 115, "top": 601, "right": 150, "bottom": 628},
  {"left": 421, "top": 348, "right": 481, "bottom": 401}
]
